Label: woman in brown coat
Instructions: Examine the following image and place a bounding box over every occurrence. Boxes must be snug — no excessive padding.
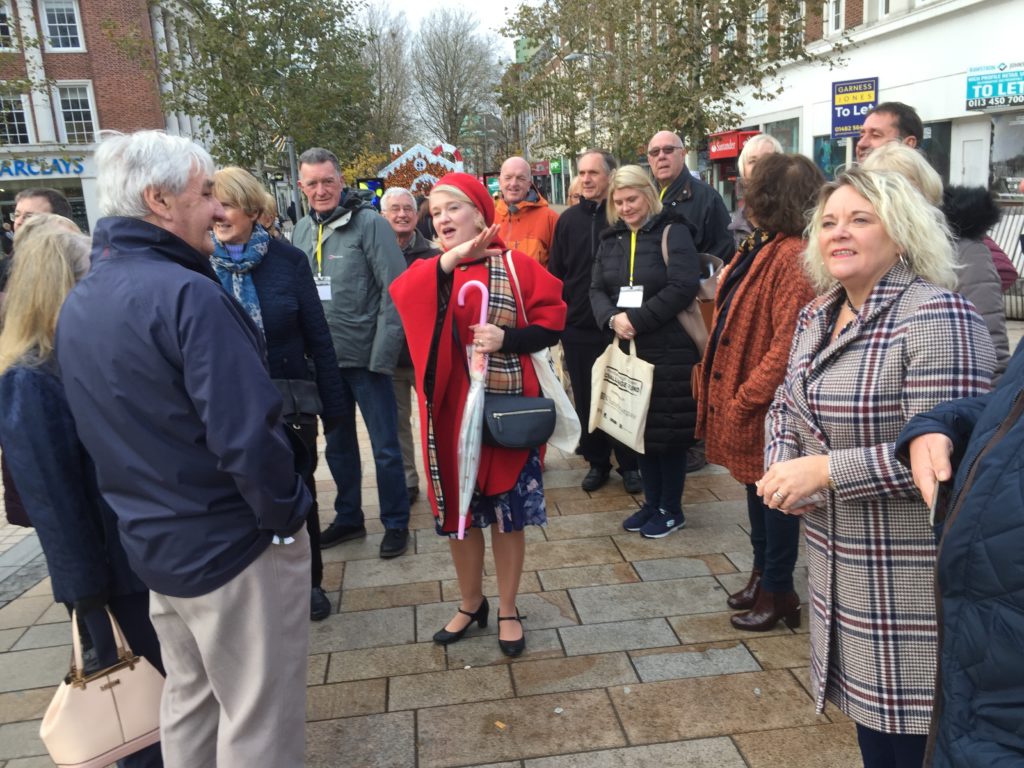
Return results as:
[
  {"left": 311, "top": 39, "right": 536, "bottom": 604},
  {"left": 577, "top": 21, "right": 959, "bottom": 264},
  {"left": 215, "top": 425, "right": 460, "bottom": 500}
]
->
[{"left": 694, "top": 153, "right": 823, "bottom": 630}]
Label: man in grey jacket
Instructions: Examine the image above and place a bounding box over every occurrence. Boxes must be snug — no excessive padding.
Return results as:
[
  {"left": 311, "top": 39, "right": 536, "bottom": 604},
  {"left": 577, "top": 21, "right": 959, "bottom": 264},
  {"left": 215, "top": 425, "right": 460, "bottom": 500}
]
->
[{"left": 292, "top": 147, "right": 410, "bottom": 558}]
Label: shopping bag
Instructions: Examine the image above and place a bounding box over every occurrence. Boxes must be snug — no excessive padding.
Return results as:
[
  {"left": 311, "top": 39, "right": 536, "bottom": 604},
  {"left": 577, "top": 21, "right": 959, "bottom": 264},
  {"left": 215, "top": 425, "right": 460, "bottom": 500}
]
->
[{"left": 588, "top": 339, "right": 654, "bottom": 454}]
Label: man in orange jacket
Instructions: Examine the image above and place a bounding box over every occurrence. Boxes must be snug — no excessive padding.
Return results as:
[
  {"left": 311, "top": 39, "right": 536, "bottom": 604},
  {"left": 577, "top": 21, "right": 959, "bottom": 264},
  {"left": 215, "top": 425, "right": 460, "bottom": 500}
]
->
[{"left": 495, "top": 156, "right": 559, "bottom": 267}]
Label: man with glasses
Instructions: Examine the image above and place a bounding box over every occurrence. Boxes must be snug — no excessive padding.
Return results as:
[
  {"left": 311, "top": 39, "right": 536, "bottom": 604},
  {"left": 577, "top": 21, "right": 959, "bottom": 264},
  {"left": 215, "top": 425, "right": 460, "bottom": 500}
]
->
[
  {"left": 292, "top": 147, "right": 411, "bottom": 559},
  {"left": 381, "top": 186, "right": 440, "bottom": 506},
  {"left": 647, "top": 131, "right": 733, "bottom": 263},
  {"left": 495, "top": 156, "right": 559, "bottom": 267}
]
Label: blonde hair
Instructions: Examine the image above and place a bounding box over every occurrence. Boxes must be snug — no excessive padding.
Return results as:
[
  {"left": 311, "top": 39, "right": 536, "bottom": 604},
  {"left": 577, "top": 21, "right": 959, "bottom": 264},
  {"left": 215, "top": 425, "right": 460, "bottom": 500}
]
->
[
  {"left": 0, "top": 214, "right": 90, "bottom": 373},
  {"left": 428, "top": 185, "right": 486, "bottom": 233},
  {"left": 804, "top": 167, "right": 956, "bottom": 292},
  {"left": 860, "top": 142, "right": 943, "bottom": 206},
  {"left": 212, "top": 166, "right": 267, "bottom": 217},
  {"left": 606, "top": 165, "right": 662, "bottom": 226},
  {"left": 257, "top": 190, "right": 280, "bottom": 233}
]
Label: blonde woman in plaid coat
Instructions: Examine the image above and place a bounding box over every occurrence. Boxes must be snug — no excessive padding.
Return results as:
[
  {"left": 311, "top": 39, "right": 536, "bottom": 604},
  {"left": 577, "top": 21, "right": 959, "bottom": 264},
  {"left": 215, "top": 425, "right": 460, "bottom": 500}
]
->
[{"left": 759, "top": 168, "right": 995, "bottom": 767}]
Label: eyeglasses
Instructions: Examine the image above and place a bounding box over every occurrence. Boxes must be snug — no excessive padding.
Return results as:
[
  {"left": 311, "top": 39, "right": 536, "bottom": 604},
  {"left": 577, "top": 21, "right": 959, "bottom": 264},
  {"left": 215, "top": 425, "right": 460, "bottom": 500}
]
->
[
  {"left": 647, "top": 145, "right": 683, "bottom": 158},
  {"left": 8, "top": 210, "right": 34, "bottom": 223}
]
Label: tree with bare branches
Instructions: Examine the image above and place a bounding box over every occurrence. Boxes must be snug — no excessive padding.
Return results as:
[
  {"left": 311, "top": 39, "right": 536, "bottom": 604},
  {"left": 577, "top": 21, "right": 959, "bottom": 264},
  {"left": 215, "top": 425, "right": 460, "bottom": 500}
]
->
[{"left": 361, "top": 5, "right": 414, "bottom": 152}]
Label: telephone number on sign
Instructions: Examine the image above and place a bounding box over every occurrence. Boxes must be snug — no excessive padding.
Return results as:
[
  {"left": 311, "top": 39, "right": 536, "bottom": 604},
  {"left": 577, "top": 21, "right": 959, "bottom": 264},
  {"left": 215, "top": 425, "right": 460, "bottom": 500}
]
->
[{"left": 968, "top": 95, "right": 1024, "bottom": 109}]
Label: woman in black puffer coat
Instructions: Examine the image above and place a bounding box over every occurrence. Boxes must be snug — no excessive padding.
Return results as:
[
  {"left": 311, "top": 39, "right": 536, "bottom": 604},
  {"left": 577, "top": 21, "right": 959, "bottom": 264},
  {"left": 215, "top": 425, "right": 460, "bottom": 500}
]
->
[{"left": 590, "top": 165, "right": 701, "bottom": 539}]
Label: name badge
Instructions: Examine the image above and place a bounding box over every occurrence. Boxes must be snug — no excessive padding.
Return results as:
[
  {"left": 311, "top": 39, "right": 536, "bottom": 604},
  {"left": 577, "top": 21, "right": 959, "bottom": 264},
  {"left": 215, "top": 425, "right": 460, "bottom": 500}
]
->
[
  {"left": 315, "top": 275, "right": 332, "bottom": 301},
  {"left": 617, "top": 285, "right": 643, "bottom": 308}
]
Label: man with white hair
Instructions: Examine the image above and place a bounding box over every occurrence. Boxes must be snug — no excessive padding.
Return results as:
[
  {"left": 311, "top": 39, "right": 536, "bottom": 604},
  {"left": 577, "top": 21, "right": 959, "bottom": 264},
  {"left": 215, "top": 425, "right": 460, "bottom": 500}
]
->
[
  {"left": 495, "top": 156, "right": 559, "bottom": 266},
  {"left": 56, "top": 131, "right": 311, "bottom": 767},
  {"left": 381, "top": 185, "right": 440, "bottom": 504}
]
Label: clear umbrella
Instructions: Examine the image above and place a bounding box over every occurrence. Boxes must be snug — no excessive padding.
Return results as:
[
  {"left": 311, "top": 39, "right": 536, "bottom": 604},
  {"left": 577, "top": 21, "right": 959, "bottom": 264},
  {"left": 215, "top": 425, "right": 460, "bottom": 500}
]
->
[{"left": 455, "top": 279, "right": 490, "bottom": 540}]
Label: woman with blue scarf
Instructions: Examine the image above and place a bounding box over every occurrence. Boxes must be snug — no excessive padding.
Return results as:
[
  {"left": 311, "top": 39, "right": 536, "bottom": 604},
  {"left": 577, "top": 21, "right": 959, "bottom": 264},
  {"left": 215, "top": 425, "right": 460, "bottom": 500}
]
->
[{"left": 211, "top": 167, "right": 343, "bottom": 621}]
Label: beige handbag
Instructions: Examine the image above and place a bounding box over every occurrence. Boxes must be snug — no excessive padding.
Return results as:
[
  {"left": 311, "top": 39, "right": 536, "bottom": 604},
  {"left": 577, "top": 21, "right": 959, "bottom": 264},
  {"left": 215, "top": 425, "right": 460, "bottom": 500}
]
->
[
  {"left": 589, "top": 339, "right": 655, "bottom": 454},
  {"left": 660, "top": 224, "right": 723, "bottom": 353},
  {"left": 40, "top": 608, "right": 164, "bottom": 768}
]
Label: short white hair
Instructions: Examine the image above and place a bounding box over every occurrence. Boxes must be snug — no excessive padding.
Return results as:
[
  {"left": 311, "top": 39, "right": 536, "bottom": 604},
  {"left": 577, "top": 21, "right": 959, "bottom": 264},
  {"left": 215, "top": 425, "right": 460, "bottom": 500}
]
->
[
  {"left": 381, "top": 186, "right": 416, "bottom": 210},
  {"left": 737, "top": 134, "right": 783, "bottom": 178},
  {"left": 95, "top": 130, "right": 215, "bottom": 218}
]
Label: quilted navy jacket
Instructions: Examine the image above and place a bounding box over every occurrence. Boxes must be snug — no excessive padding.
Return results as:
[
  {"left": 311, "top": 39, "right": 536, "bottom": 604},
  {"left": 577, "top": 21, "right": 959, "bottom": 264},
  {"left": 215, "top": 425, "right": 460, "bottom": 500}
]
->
[{"left": 898, "top": 341, "right": 1024, "bottom": 766}]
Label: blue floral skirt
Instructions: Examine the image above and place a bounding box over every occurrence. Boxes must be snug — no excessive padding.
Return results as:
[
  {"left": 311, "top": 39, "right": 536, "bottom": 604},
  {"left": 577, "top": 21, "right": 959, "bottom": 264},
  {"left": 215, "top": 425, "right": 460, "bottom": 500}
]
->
[{"left": 443, "top": 448, "right": 546, "bottom": 537}]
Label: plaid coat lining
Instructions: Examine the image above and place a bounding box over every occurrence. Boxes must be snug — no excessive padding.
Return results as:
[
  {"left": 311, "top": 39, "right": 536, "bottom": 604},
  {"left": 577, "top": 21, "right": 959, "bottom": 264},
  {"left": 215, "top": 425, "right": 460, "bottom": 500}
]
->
[{"left": 765, "top": 262, "right": 995, "bottom": 734}]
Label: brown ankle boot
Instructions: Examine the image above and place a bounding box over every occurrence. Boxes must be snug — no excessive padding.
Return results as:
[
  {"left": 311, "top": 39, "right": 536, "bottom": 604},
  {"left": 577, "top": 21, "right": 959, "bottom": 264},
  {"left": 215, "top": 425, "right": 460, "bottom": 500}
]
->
[
  {"left": 726, "top": 569, "right": 763, "bottom": 610},
  {"left": 730, "top": 589, "right": 800, "bottom": 632}
]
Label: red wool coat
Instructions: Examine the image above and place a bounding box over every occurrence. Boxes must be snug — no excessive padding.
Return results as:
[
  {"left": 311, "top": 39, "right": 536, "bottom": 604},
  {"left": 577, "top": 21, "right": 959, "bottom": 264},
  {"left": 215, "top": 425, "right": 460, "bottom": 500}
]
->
[
  {"left": 695, "top": 234, "right": 814, "bottom": 484},
  {"left": 389, "top": 250, "right": 566, "bottom": 533}
]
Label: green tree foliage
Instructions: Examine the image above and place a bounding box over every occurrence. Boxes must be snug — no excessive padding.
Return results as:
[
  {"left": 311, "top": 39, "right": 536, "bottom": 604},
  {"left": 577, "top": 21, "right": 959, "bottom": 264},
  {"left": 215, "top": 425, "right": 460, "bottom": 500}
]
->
[
  {"left": 149, "top": 0, "right": 371, "bottom": 167},
  {"left": 502, "top": 0, "right": 844, "bottom": 160}
]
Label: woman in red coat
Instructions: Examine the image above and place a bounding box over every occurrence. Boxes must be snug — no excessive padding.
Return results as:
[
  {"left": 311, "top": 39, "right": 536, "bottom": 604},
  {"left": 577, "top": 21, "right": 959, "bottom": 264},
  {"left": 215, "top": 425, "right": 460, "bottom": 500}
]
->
[
  {"left": 695, "top": 154, "right": 823, "bottom": 631},
  {"left": 390, "top": 174, "right": 566, "bottom": 657}
]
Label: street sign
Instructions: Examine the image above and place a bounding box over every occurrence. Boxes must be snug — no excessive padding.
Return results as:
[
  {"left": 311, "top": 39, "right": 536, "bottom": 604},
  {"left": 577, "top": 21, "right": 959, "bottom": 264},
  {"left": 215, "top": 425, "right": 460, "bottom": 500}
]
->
[
  {"left": 966, "top": 62, "right": 1024, "bottom": 111},
  {"left": 832, "top": 77, "right": 878, "bottom": 140}
]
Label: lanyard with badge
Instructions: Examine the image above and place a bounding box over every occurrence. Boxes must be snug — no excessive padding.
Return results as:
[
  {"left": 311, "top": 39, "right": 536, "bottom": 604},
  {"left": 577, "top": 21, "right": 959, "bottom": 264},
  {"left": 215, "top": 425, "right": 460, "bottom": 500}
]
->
[
  {"left": 314, "top": 222, "right": 332, "bottom": 301},
  {"left": 617, "top": 231, "right": 643, "bottom": 308}
]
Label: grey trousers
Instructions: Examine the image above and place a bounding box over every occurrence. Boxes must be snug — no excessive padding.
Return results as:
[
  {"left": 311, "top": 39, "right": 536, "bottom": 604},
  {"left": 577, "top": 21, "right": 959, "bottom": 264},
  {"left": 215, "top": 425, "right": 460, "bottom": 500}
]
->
[
  {"left": 149, "top": 529, "right": 310, "bottom": 768},
  {"left": 392, "top": 366, "right": 419, "bottom": 490}
]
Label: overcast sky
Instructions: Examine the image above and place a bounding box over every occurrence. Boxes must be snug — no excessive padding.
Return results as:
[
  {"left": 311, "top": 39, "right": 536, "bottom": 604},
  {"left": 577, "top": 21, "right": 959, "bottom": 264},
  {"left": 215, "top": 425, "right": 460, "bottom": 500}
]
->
[{"left": 381, "top": 0, "right": 519, "bottom": 59}]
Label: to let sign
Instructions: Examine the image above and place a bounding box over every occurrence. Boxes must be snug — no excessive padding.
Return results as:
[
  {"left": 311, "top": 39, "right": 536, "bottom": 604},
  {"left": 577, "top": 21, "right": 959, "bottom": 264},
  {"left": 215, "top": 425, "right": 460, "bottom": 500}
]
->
[
  {"left": 832, "top": 77, "right": 878, "bottom": 140},
  {"left": 966, "top": 62, "right": 1024, "bottom": 110}
]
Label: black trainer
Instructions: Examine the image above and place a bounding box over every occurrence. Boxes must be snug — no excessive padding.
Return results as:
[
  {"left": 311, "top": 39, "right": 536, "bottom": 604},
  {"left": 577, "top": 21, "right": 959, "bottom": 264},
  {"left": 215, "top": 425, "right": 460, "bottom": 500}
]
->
[
  {"left": 319, "top": 522, "right": 366, "bottom": 549},
  {"left": 310, "top": 586, "right": 331, "bottom": 621},
  {"left": 621, "top": 469, "right": 643, "bottom": 494},
  {"left": 687, "top": 442, "right": 708, "bottom": 473},
  {"left": 581, "top": 466, "right": 610, "bottom": 492},
  {"left": 380, "top": 528, "right": 409, "bottom": 559}
]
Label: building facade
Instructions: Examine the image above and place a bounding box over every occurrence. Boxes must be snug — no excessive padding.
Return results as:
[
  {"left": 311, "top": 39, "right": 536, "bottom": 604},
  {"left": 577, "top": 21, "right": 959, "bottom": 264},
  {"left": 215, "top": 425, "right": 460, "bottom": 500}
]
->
[
  {"left": 730, "top": 0, "right": 1022, "bottom": 201},
  {"left": 0, "top": 0, "right": 195, "bottom": 230}
]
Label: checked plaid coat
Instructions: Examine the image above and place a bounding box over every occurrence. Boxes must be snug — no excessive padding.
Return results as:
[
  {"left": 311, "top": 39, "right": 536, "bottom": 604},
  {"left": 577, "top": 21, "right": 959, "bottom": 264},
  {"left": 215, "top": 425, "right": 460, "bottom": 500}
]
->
[{"left": 765, "top": 262, "right": 995, "bottom": 734}]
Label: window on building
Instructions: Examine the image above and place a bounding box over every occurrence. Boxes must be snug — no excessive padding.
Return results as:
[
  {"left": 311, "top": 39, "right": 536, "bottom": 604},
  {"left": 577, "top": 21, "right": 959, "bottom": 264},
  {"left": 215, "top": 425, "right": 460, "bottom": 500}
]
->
[
  {"left": 0, "top": 95, "right": 31, "bottom": 144},
  {"left": 749, "top": 4, "right": 768, "bottom": 56},
  {"left": 765, "top": 117, "right": 800, "bottom": 153},
  {"left": 41, "top": 0, "right": 83, "bottom": 50},
  {"left": 826, "top": 0, "right": 844, "bottom": 34},
  {"left": 992, "top": 111, "right": 1024, "bottom": 197},
  {"left": 56, "top": 84, "right": 95, "bottom": 143},
  {"left": 0, "top": 0, "right": 15, "bottom": 49},
  {"left": 877, "top": 0, "right": 891, "bottom": 17}
]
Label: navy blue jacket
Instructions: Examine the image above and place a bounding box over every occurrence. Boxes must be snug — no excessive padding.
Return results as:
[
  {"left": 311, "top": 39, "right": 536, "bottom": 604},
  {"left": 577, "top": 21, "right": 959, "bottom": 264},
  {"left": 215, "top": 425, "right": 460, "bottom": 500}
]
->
[
  {"left": 56, "top": 217, "right": 310, "bottom": 599},
  {"left": 897, "top": 342, "right": 1024, "bottom": 766},
  {"left": 252, "top": 237, "right": 342, "bottom": 419},
  {"left": 0, "top": 360, "right": 146, "bottom": 605},
  {"left": 660, "top": 169, "right": 734, "bottom": 263}
]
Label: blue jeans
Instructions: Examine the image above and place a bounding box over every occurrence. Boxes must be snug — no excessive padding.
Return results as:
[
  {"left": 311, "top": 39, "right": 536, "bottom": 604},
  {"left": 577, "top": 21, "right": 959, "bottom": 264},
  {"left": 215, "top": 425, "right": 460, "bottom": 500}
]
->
[
  {"left": 745, "top": 484, "right": 800, "bottom": 593},
  {"left": 324, "top": 368, "right": 410, "bottom": 530},
  {"left": 637, "top": 447, "right": 689, "bottom": 518}
]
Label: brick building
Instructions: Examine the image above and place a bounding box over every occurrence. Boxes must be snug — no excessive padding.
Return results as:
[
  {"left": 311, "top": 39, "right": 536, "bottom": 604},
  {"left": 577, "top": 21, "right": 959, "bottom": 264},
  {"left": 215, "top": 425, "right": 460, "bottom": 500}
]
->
[{"left": 0, "top": 0, "right": 195, "bottom": 229}]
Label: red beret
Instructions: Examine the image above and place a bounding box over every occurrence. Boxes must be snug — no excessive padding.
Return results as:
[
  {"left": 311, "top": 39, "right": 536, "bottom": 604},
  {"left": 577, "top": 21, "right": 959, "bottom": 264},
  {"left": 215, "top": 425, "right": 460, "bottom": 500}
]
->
[{"left": 432, "top": 173, "right": 495, "bottom": 227}]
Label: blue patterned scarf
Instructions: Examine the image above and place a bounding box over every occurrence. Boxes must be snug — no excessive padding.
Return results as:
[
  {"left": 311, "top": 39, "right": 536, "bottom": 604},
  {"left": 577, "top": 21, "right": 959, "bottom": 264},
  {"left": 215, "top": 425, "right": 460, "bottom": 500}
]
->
[{"left": 210, "top": 225, "right": 270, "bottom": 335}]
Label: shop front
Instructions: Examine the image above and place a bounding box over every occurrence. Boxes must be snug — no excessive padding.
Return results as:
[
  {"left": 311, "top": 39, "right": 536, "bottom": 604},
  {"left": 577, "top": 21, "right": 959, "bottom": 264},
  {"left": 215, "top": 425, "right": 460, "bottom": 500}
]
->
[
  {"left": 0, "top": 152, "right": 97, "bottom": 232},
  {"left": 707, "top": 129, "right": 760, "bottom": 211}
]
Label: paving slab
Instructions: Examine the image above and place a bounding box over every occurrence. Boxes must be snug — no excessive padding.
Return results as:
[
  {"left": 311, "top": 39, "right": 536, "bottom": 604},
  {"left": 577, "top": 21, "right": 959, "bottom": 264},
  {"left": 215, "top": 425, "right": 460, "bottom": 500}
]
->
[
  {"left": 554, "top": 495, "right": 639, "bottom": 515},
  {"left": 306, "top": 711, "right": 415, "bottom": 768},
  {"left": 308, "top": 654, "right": 328, "bottom": 686},
  {"left": 569, "top": 577, "right": 724, "bottom": 623},
  {"left": 416, "top": 592, "right": 577, "bottom": 643},
  {"left": 511, "top": 652, "right": 637, "bottom": 696},
  {"left": 733, "top": 721, "right": 861, "bottom": 768},
  {"left": 441, "top": 571, "right": 542, "bottom": 602},
  {"left": 612, "top": 527, "right": 752, "bottom": 561},
  {"left": 608, "top": 670, "right": 827, "bottom": 744},
  {"left": 745, "top": 634, "right": 812, "bottom": 670},
  {"left": 0, "top": 647, "right": 69, "bottom": 693},
  {"left": 559, "top": 618, "right": 678, "bottom": 657},
  {"left": 444, "top": 628, "right": 564, "bottom": 670},
  {"left": 0, "top": 599, "right": 51, "bottom": 632},
  {"left": 0, "top": 630, "right": 22, "bottom": 654},
  {"left": 536, "top": 562, "right": 639, "bottom": 591},
  {"left": 0, "top": 689, "right": 53, "bottom": 726},
  {"left": 514, "top": 539, "right": 624, "bottom": 573},
  {"left": 389, "top": 665, "right": 513, "bottom": 711},
  {"left": 0, "top": 721, "right": 44, "bottom": 760},
  {"left": 543, "top": 510, "right": 644, "bottom": 540},
  {"left": 306, "top": 679, "right": 387, "bottom": 721},
  {"left": 326, "top": 642, "right": 446, "bottom": 683},
  {"left": 631, "top": 556, "right": 713, "bottom": 581},
  {"left": 668, "top": 611, "right": 793, "bottom": 644},
  {"left": 629, "top": 641, "right": 761, "bottom": 682},
  {"left": 307, "top": 606, "right": 415, "bottom": 654},
  {"left": 417, "top": 690, "right": 626, "bottom": 768},
  {"left": 31, "top": 602, "right": 67, "bottom": 625},
  {"left": 9, "top": 622, "right": 70, "bottom": 652},
  {"left": 524, "top": 737, "right": 748, "bottom": 767},
  {"left": 342, "top": 551, "right": 456, "bottom": 589},
  {"left": 340, "top": 580, "right": 440, "bottom": 612}
]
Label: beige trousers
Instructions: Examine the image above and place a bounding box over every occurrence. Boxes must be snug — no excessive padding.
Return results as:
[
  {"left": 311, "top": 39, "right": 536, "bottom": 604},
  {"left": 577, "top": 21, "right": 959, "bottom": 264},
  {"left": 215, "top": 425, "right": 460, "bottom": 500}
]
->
[
  {"left": 392, "top": 366, "right": 419, "bottom": 490},
  {"left": 149, "top": 529, "right": 310, "bottom": 768}
]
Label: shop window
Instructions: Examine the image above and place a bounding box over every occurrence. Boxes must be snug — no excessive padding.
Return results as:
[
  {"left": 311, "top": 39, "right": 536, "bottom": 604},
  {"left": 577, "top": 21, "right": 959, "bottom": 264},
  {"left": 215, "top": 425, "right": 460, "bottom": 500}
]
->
[
  {"left": 991, "top": 111, "right": 1024, "bottom": 197},
  {"left": 0, "top": 0, "right": 15, "bottom": 49},
  {"left": 56, "top": 83, "right": 95, "bottom": 143},
  {"left": 919, "top": 121, "right": 951, "bottom": 186},
  {"left": 0, "top": 95, "right": 31, "bottom": 144},
  {"left": 813, "top": 135, "right": 848, "bottom": 180},
  {"left": 41, "top": 0, "right": 83, "bottom": 50},
  {"left": 764, "top": 117, "right": 799, "bottom": 154}
]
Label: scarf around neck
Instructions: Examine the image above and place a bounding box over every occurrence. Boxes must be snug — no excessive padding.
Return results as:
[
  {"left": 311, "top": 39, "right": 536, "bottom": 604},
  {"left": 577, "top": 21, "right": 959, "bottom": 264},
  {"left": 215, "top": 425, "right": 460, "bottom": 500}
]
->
[{"left": 210, "top": 224, "right": 270, "bottom": 335}]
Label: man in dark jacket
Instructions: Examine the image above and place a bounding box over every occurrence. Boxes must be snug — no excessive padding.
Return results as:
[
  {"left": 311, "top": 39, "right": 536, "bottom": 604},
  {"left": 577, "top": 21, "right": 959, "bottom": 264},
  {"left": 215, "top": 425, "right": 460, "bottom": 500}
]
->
[
  {"left": 549, "top": 149, "right": 641, "bottom": 495},
  {"left": 292, "top": 147, "right": 411, "bottom": 558},
  {"left": 381, "top": 185, "right": 441, "bottom": 505},
  {"left": 55, "top": 131, "right": 311, "bottom": 767}
]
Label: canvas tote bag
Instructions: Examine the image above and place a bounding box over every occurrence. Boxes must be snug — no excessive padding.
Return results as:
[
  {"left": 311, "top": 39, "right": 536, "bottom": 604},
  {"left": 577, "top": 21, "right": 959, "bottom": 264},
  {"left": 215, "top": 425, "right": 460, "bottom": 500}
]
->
[{"left": 588, "top": 339, "right": 654, "bottom": 454}]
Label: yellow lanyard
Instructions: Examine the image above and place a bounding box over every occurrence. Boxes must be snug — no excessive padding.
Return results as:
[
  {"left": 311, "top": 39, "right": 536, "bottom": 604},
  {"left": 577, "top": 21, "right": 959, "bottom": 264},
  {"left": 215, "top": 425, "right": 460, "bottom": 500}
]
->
[
  {"left": 316, "top": 223, "right": 324, "bottom": 275},
  {"left": 628, "top": 230, "right": 637, "bottom": 286},
  {"left": 659, "top": 186, "right": 667, "bottom": 201}
]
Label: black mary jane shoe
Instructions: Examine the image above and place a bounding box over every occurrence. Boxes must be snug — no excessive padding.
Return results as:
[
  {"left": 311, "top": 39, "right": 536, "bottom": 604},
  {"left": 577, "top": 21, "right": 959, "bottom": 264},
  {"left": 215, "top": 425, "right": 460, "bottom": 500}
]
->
[
  {"left": 497, "top": 610, "right": 527, "bottom": 657},
  {"left": 433, "top": 597, "right": 489, "bottom": 645}
]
